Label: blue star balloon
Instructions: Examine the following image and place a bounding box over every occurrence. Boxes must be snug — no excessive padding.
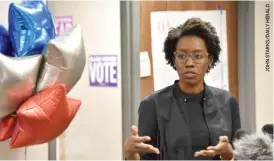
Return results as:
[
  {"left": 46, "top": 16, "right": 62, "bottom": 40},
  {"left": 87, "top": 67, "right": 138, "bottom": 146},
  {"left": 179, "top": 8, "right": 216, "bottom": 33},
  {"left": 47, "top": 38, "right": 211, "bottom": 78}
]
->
[
  {"left": 0, "top": 25, "right": 13, "bottom": 57},
  {"left": 8, "top": 0, "right": 56, "bottom": 57}
]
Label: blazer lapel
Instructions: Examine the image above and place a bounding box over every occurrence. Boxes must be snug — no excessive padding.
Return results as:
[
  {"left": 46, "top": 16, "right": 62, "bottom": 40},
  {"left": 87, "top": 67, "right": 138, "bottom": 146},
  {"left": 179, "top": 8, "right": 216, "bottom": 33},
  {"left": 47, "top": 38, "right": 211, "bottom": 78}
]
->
[
  {"left": 203, "top": 84, "right": 231, "bottom": 146},
  {"left": 157, "top": 84, "right": 192, "bottom": 159},
  {"left": 203, "top": 86, "right": 219, "bottom": 145}
]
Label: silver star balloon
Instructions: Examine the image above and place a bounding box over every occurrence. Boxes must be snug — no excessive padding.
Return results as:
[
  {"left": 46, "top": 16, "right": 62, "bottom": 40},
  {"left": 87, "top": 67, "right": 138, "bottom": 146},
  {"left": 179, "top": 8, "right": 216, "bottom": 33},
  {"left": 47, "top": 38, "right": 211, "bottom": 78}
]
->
[
  {"left": 0, "top": 54, "right": 42, "bottom": 119},
  {"left": 36, "top": 25, "right": 86, "bottom": 93}
]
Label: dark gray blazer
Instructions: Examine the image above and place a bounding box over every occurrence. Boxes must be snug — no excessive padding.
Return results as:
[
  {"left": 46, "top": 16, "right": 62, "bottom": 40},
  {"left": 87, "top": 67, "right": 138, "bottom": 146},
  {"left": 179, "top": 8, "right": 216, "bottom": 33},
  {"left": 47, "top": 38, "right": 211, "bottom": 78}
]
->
[{"left": 138, "top": 82, "right": 241, "bottom": 160}]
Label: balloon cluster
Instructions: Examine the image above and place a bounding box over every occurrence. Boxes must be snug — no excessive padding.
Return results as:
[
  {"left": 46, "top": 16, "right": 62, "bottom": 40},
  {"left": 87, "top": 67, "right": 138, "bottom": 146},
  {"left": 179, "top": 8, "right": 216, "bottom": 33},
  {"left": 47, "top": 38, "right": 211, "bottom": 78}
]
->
[{"left": 0, "top": 1, "right": 86, "bottom": 148}]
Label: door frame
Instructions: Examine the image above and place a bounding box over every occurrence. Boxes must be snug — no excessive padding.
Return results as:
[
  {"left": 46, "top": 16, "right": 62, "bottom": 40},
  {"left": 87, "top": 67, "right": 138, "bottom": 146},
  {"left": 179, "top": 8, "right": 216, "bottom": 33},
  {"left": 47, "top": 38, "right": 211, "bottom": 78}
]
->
[
  {"left": 120, "top": 0, "right": 141, "bottom": 158},
  {"left": 237, "top": 1, "right": 256, "bottom": 132}
]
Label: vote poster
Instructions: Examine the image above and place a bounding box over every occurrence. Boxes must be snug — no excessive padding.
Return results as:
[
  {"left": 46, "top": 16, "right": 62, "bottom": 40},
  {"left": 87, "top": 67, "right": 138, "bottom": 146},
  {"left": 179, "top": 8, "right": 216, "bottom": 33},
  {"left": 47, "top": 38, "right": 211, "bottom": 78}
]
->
[
  {"left": 54, "top": 16, "right": 73, "bottom": 36},
  {"left": 88, "top": 55, "right": 118, "bottom": 87}
]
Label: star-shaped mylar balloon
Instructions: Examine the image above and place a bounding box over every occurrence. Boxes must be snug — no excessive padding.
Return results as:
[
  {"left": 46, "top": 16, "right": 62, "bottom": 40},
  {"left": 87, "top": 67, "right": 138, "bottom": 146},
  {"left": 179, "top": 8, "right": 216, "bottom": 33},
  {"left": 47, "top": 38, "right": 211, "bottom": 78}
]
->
[
  {"left": 36, "top": 25, "right": 86, "bottom": 93},
  {"left": 0, "top": 25, "right": 13, "bottom": 57},
  {"left": 8, "top": 0, "right": 55, "bottom": 57},
  {"left": 10, "top": 84, "right": 81, "bottom": 148},
  {"left": 0, "top": 53, "right": 42, "bottom": 119}
]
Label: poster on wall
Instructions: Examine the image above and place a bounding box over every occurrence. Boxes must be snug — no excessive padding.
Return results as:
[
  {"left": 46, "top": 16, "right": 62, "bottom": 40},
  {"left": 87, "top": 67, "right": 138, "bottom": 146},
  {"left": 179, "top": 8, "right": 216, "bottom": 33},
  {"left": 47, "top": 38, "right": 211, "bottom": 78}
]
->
[
  {"left": 54, "top": 16, "right": 73, "bottom": 36},
  {"left": 88, "top": 55, "right": 118, "bottom": 87},
  {"left": 150, "top": 10, "right": 228, "bottom": 91}
]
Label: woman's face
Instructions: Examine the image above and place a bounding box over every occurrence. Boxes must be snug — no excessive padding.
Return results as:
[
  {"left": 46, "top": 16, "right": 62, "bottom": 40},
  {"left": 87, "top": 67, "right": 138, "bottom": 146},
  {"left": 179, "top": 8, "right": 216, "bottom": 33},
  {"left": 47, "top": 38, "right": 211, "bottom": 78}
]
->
[{"left": 174, "top": 36, "right": 211, "bottom": 85}]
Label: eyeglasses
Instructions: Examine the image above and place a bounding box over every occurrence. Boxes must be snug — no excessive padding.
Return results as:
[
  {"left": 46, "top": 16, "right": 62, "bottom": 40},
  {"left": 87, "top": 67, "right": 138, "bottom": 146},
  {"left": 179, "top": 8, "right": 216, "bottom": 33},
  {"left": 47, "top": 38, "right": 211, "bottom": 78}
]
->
[{"left": 174, "top": 51, "right": 209, "bottom": 64}]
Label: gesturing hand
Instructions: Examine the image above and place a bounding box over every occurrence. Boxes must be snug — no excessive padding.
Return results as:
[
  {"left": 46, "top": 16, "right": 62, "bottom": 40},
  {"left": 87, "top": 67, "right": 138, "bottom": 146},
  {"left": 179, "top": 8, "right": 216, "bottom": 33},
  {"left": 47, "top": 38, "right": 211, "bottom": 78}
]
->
[
  {"left": 124, "top": 125, "right": 160, "bottom": 160},
  {"left": 194, "top": 136, "right": 234, "bottom": 160}
]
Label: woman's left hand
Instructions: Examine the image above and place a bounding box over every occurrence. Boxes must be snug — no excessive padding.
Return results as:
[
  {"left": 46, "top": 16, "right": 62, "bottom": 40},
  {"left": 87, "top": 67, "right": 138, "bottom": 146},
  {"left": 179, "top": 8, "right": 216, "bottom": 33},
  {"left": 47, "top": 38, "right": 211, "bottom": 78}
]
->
[{"left": 194, "top": 136, "right": 234, "bottom": 160}]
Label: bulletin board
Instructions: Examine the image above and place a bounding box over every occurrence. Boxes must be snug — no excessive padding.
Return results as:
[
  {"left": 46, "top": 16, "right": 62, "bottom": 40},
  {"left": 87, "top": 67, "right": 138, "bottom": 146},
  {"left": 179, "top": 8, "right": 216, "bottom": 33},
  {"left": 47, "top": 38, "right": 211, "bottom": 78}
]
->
[{"left": 140, "top": 1, "right": 238, "bottom": 100}]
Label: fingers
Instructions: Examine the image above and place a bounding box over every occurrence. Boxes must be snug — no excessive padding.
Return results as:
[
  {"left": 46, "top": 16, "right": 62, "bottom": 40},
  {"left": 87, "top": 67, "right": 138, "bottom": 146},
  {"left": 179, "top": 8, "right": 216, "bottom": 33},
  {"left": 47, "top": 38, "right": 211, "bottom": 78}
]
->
[
  {"left": 219, "top": 136, "right": 229, "bottom": 142},
  {"left": 132, "top": 135, "right": 151, "bottom": 143},
  {"left": 207, "top": 146, "right": 218, "bottom": 151},
  {"left": 134, "top": 143, "right": 160, "bottom": 154},
  {"left": 195, "top": 150, "right": 216, "bottom": 157},
  {"left": 130, "top": 125, "right": 151, "bottom": 143},
  {"left": 131, "top": 125, "right": 138, "bottom": 136},
  {"left": 125, "top": 126, "right": 160, "bottom": 156},
  {"left": 194, "top": 136, "right": 231, "bottom": 158}
]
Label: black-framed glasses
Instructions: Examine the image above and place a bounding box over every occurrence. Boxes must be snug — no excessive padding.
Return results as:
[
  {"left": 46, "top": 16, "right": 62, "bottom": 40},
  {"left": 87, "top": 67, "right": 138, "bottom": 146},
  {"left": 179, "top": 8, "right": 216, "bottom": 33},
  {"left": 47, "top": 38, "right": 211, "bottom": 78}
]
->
[{"left": 174, "top": 51, "right": 209, "bottom": 64}]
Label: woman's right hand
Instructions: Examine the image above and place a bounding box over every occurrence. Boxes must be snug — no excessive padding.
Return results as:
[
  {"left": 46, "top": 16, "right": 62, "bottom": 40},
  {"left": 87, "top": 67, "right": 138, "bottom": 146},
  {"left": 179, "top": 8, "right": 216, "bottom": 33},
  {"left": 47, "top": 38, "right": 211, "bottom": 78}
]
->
[{"left": 124, "top": 125, "right": 160, "bottom": 160}]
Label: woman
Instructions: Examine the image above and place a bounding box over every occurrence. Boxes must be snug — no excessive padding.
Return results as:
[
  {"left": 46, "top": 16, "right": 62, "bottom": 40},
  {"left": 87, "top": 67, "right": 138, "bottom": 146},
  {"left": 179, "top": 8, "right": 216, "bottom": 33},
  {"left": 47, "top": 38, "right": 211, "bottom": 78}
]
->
[{"left": 124, "top": 18, "right": 241, "bottom": 160}]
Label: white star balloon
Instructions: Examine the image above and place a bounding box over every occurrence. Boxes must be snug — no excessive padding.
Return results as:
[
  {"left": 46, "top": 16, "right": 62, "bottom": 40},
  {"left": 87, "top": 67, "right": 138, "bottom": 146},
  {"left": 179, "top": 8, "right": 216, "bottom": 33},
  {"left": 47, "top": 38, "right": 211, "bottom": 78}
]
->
[
  {"left": 36, "top": 24, "right": 86, "bottom": 93},
  {"left": 0, "top": 54, "right": 42, "bottom": 119}
]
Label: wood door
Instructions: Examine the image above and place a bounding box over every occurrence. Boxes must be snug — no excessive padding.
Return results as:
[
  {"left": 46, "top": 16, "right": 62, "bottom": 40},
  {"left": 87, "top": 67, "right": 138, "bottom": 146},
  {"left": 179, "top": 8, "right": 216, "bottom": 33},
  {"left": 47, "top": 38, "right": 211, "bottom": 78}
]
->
[{"left": 140, "top": 1, "right": 238, "bottom": 100}]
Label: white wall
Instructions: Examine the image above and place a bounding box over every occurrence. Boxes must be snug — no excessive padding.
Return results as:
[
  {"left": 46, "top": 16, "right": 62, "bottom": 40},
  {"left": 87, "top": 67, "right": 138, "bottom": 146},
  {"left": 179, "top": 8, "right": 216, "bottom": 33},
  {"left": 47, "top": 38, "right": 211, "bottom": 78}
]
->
[
  {"left": 254, "top": 1, "right": 273, "bottom": 132},
  {"left": 0, "top": 1, "right": 48, "bottom": 159},
  {"left": 47, "top": 0, "right": 123, "bottom": 160}
]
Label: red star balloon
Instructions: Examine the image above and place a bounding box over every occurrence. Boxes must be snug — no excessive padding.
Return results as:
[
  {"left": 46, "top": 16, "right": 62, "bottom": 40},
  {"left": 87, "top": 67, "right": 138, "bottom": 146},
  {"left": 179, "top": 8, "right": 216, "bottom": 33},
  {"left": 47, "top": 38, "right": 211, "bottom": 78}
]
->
[{"left": 10, "top": 84, "right": 81, "bottom": 148}]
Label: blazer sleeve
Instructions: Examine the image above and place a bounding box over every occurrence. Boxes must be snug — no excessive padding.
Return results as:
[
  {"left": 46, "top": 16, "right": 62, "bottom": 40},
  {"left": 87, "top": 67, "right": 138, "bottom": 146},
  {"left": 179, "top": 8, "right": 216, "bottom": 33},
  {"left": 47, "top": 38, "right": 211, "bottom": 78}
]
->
[
  {"left": 138, "top": 97, "right": 158, "bottom": 160},
  {"left": 230, "top": 97, "right": 241, "bottom": 139},
  {"left": 213, "top": 96, "right": 241, "bottom": 160}
]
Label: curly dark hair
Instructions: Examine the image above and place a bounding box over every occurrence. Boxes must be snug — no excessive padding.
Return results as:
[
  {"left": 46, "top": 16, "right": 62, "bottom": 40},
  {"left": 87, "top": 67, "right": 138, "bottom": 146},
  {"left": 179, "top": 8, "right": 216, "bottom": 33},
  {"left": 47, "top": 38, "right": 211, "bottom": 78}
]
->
[{"left": 163, "top": 17, "right": 221, "bottom": 71}]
